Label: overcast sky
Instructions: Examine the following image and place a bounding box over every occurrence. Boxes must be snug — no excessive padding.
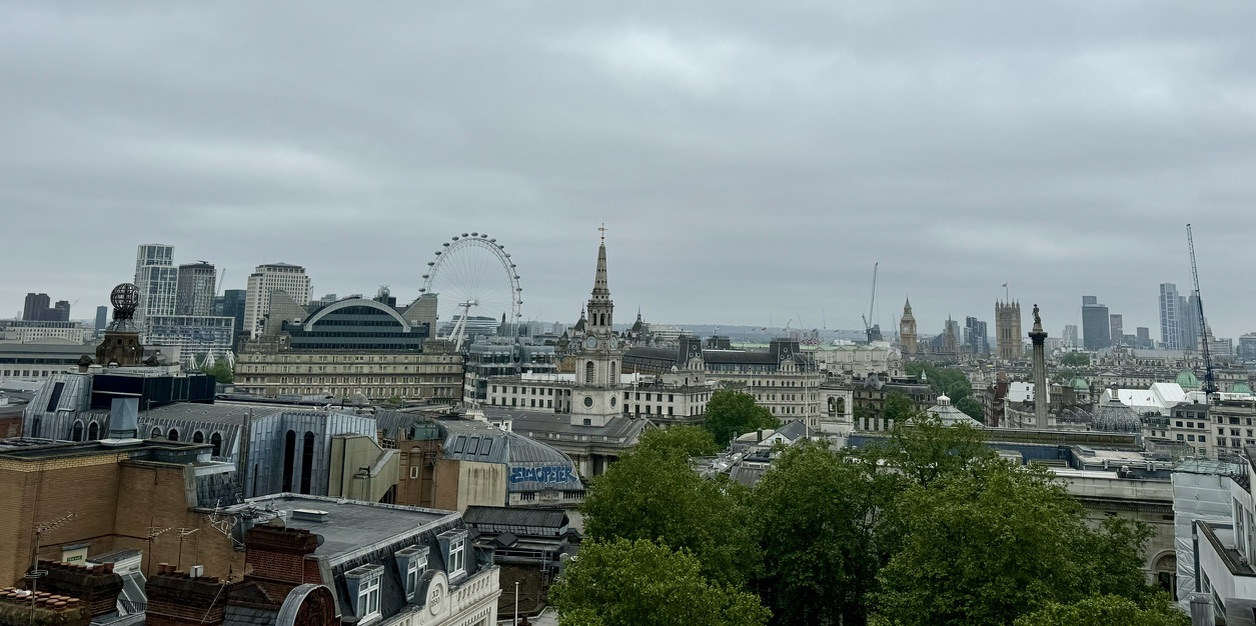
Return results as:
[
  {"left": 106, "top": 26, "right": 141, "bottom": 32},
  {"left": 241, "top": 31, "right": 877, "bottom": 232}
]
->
[{"left": 3, "top": 2, "right": 1254, "bottom": 341}]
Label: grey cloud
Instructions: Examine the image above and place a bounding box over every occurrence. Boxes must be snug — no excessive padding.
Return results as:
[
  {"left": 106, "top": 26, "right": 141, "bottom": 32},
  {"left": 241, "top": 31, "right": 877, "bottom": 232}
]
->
[{"left": 1, "top": 1, "right": 1254, "bottom": 339}]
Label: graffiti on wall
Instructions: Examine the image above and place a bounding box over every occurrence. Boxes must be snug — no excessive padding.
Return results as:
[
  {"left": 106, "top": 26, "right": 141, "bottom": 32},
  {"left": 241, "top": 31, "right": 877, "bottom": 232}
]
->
[{"left": 509, "top": 465, "right": 577, "bottom": 485}]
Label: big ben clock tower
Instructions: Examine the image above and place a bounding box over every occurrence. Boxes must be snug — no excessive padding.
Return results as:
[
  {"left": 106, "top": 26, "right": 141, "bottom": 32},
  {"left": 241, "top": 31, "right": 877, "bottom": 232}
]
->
[{"left": 571, "top": 227, "right": 623, "bottom": 427}]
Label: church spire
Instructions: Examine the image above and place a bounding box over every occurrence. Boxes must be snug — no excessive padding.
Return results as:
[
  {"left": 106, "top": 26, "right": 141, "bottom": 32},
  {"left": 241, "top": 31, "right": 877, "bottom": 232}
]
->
[{"left": 587, "top": 227, "right": 614, "bottom": 334}]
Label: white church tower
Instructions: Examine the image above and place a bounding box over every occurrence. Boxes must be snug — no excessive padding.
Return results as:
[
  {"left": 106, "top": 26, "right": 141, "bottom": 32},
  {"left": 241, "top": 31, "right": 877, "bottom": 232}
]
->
[{"left": 570, "top": 229, "right": 623, "bottom": 427}]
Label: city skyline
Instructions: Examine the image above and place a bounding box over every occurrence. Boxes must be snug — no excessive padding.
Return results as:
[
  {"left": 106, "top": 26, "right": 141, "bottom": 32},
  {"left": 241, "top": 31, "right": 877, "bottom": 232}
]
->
[{"left": 2, "top": 4, "right": 1254, "bottom": 339}]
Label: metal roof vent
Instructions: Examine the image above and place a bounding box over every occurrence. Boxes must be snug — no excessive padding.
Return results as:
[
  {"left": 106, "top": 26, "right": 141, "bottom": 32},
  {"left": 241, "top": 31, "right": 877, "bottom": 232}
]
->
[{"left": 291, "top": 509, "right": 329, "bottom": 522}]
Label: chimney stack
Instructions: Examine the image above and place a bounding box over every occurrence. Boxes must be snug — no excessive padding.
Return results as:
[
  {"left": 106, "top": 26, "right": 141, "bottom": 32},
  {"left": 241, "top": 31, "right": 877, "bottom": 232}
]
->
[{"left": 145, "top": 565, "right": 228, "bottom": 626}]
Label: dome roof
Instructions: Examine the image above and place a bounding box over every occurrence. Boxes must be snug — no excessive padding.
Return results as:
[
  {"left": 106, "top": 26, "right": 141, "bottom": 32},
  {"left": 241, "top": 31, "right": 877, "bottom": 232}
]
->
[
  {"left": 1176, "top": 370, "right": 1200, "bottom": 390},
  {"left": 1071, "top": 377, "right": 1089, "bottom": 391},
  {"left": 1231, "top": 382, "right": 1253, "bottom": 395},
  {"left": 1091, "top": 396, "right": 1141, "bottom": 433}
]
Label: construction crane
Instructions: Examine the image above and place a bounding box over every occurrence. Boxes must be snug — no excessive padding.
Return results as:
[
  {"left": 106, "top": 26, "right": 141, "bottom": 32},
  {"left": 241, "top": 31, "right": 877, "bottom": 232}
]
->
[
  {"left": 1187, "top": 224, "right": 1218, "bottom": 397},
  {"left": 862, "top": 262, "right": 883, "bottom": 343}
]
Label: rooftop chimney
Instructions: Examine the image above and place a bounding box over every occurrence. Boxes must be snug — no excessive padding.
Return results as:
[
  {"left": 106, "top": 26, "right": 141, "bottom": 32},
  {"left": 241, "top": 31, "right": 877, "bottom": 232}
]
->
[
  {"left": 146, "top": 565, "right": 228, "bottom": 626},
  {"left": 23, "top": 561, "right": 123, "bottom": 619}
]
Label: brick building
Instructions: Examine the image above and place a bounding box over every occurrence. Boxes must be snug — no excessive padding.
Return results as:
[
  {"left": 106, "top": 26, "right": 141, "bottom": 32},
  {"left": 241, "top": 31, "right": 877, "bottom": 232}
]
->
[{"left": 0, "top": 436, "right": 242, "bottom": 586}]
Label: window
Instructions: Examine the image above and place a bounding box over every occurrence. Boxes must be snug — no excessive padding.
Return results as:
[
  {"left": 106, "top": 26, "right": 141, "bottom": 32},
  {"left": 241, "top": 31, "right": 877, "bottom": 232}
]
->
[
  {"left": 345, "top": 566, "right": 384, "bottom": 622},
  {"left": 449, "top": 537, "right": 465, "bottom": 573}
]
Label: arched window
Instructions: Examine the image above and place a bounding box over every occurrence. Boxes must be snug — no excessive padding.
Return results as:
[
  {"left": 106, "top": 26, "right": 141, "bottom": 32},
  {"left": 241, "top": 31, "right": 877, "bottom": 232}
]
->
[
  {"left": 299, "top": 432, "right": 316, "bottom": 495},
  {"left": 282, "top": 430, "right": 297, "bottom": 492},
  {"left": 168, "top": 428, "right": 178, "bottom": 442},
  {"left": 87, "top": 422, "right": 99, "bottom": 441},
  {"left": 585, "top": 361, "right": 595, "bottom": 385},
  {"left": 611, "top": 361, "right": 618, "bottom": 383},
  {"left": 71, "top": 421, "right": 83, "bottom": 442},
  {"left": 193, "top": 431, "right": 204, "bottom": 444},
  {"left": 210, "top": 432, "right": 223, "bottom": 457},
  {"left": 151, "top": 427, "right": 161, "bottom": 439}
]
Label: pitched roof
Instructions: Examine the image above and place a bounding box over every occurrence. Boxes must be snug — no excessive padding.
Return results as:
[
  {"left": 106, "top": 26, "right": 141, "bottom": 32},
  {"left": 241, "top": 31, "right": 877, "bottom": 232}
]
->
[{"left": 462, "top": 505, "right": 567, "bottom": 529}]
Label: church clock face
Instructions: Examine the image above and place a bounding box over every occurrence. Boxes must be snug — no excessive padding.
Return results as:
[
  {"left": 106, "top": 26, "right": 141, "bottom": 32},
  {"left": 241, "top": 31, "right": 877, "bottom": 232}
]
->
[
  {"left": 584, "top": 335, "right": 599, "bottom": 350},
  {"left": 608, "top": 337, "right": 620, "bottom": 350}
]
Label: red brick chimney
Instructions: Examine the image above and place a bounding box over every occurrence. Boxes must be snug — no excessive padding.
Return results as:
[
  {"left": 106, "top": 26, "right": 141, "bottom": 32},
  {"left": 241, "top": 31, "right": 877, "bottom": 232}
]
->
[
  {"left": 145, "top": 564, "right": 229, "bottom": 626},
  {"left": 0, "top": 586, "right": 91, "bottom": 626},
  {"left": 243, "top": 524, "right": 323, "bottom": 603},
  {"left": 22, "top": 561, "right": 122, "bottom": 619}
]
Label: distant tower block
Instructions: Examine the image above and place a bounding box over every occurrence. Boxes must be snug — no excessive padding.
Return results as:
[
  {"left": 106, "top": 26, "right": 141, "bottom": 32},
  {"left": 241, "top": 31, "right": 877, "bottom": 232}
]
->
[
  {"left": 899, "top": 298, "right": 918, "bottom": 357},
  {"left": 995, "top": 300, "right": 1022, "bottom": 362}
]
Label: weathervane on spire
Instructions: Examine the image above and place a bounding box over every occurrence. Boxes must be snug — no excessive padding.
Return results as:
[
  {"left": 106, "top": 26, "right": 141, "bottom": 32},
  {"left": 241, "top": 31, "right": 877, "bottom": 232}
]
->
[{"left": 598, "top": 223, "right": 607, "bottom": 244}]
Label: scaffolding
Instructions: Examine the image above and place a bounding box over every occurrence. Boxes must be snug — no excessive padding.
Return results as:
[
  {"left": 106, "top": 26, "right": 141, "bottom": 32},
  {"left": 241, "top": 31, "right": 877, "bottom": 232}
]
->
[{"left": 1171, "top": 457, "right": 1245, "bottom": 610}]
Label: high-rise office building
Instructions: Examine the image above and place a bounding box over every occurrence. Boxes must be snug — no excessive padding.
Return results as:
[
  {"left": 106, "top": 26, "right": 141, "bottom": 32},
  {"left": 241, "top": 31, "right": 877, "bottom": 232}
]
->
[
  {"left": 175, "top": 261, "right": 217, "bottom": 316},
  {"left": 134, "top": 244, "right": 178, "bottom": 326},
  {"left": 963, "top": 316, "right": 989, "bottom": 356},
  {"left": 1062, "top": 324, "right": 1079, "bottom": 348},
  {"left": 95, "top": 306, "right": 108, "bottom": 332},
  {"left": 52, "top": 301, "right": 70, "bottom": 322},
  {"left": 244, "top": 263, "right": 311, "bottom": 338},
  {"left": 22, "top": 293, "right": 70, "bottom": 322},
  {"left": 1081, "top": 296, "right": 1110, "bottom": 350},
  {"left": 1180, "top": 294, "right": 1201, "bottom": 352},
  {"left": 1159, "top": 283, "right": 1181, "bottom": 349},
  {"left": 1136, "top": 327, "right": 1151, "bottom": 349},
  {"left": 1109, "top": 314, "right": 1124, "bottom": 347},
  {"left": 22, "top": 293, "right": 50, "bottom": 321},
  {"left": 994, "top": 300, "right": 1021, "bottom": 361}
]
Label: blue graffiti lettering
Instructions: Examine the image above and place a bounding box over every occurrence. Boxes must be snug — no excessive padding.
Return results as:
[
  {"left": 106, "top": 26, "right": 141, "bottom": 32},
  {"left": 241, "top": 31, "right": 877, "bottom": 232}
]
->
[{"left": 508, "top": 465, "right": 577, "bottom": 484}]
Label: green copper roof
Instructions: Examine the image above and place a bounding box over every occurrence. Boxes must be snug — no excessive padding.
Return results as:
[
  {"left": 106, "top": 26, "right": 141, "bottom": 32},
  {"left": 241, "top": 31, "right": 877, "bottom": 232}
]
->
[
  {"left": 1230, "top": 382, "right": 1252, "bottom": 395},
  {"left": 1176, "top": 370, "right": 1200, "bottom": 389},
  {"left": 1071, "top": 377, "right": 1089, "bottom": 390}
]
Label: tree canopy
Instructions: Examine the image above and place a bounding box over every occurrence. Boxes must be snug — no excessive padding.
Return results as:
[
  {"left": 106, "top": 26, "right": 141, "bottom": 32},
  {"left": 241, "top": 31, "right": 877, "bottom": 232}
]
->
[
  {"left": 872, "top": 462, "right": 1158, "bottom": 626},
  {"left": 636, "top": 424, "right": 719, "bottom": 458},
  {"left": 702, "top": 389, "right": 780, "bottom": 447},
  {"left": 200, "top": 360, "right": 233, "bottom": 384},
  {"left": 581, "top": 430, "right": 759, "bottom": 587},
  {"left": 753, "top": 442, "right": 896, "bottom": 626},
  {"left": 1013, "top": 594, "right": 1188, "bottom": 626},
  {"left": 1060, "top": 352, "right": 1091, "bottom": 367},
  {"left": 904, "top": 362, "right": 982, "bottom": 419},
  {"left": 549, "top": 538, "right": 770, "bottom": 626},
  {"left": 562, "top": 396, "right": 1167, "bottom": 626}
]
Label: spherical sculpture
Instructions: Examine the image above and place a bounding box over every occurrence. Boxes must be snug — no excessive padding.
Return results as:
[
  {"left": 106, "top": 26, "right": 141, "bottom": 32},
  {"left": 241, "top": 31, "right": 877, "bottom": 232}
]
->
[{"left": 110, "top": 283, "right": 140, "bottom": 319}]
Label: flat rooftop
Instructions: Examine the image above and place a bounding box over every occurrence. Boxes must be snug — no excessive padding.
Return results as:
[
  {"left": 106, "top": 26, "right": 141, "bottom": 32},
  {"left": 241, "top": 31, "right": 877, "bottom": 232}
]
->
[
  {"left": 233, "top": 494, "right": 457, "bottom": 560},
  {"left": 0, "top": 436, "right": 210, "bottom": 460}
]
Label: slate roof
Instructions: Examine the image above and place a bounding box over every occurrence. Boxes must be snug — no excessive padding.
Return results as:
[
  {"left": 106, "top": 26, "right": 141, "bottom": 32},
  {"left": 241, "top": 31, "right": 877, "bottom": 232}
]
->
[
  {"left": 232, "top": 495, "right": 455, "bottom": 562},
  {"left": 463, "top": 505, "right": 567, "bottom": 530},
  {"left": 143, "top": 402, "right": 284, "bottom": 425}
]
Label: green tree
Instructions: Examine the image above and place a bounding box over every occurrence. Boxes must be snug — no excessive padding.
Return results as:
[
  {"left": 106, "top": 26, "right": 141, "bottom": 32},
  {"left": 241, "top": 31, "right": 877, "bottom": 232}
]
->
[
  {"left": 880, "top": 391, "right": 918, "bottom": 424},
  {"left": 871, "top": 462, "right": 1159, "bottom": 626},
  {"left": 904, "top": 362, "right": 982, "bottom": 420},
  {"left": 549, "top": 538, "right": 771, "bottom": 626},
  {"left": 753, "top": 442, "right": 896, "bottom": 626},
  {"left": 1013, "top": 594, "right": 1188, "bottom": 626},
  {"left": 703, "top": 389, "right": 780, "bottom": 447},
  {"left": 1060, "top": 352, "right": 1091, "bottom": 367},
  {"left": 867, "top": 411, "right": 993, "bottom": 488},
  {"left": 200, "top": 360, "right": 234, "bottom": 384},
  {"left": 636, "top": 425, "right": 719, "bottom": 458},
  {"left": 582, "top": 441, "right": 759, "bottom": 587}
]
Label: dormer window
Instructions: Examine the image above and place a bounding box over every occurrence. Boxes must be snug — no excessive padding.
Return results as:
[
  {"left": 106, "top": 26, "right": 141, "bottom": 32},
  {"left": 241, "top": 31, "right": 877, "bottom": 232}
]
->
[
  {"left": 345, "top": 565, "right": 384, "bottom": 623},
  {"left": 395, "top": 545, "right": 429, "bottom": 601},
  {"left": 437, "top": 530, "right": 469, "bottom": 579}
]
